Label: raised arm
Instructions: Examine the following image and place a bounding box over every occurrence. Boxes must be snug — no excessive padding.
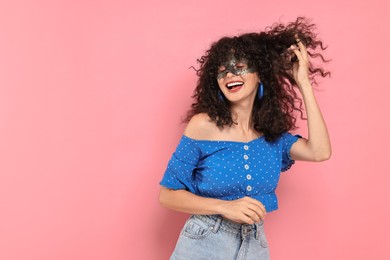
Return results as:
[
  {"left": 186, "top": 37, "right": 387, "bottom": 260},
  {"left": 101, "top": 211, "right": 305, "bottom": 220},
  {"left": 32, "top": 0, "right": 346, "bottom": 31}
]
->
[{"left": 289, "top": 37, "right": 332, "bottom": 162}]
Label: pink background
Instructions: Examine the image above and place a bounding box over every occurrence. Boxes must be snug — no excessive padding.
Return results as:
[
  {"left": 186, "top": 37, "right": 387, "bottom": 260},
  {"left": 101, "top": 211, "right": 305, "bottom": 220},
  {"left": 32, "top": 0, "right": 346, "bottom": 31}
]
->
[{"left": 1, "top": 0, "right": 389, "bottom": 259}]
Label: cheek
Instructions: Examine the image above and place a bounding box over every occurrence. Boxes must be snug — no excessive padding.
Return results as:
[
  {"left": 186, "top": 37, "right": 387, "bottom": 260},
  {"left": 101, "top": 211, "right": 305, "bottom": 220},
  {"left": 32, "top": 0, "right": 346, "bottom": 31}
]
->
[
  {"left": 217, "top": 79, "right": 225, "bottom": 89},
  {"left": 249, "top": 74, "right": 260, "bottom": 84},
  {"left": 253, "top": 74, "right": 260, "bottom": 82},
  {"left": 243, "top": 74, "right": 259, "bottom": 84}
]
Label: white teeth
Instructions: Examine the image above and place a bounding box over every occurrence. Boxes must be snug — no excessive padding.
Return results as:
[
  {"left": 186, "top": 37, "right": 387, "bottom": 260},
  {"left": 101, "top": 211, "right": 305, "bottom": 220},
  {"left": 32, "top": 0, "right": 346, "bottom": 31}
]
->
[{"left": 227, "top": 82, "right": 243, "bottom": 87}]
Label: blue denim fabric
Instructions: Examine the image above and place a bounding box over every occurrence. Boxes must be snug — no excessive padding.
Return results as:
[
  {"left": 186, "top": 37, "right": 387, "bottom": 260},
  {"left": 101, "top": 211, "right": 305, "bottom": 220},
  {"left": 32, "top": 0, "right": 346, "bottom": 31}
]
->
[{"left": 170, "top": 215, "right": 270, "bottom": 260}]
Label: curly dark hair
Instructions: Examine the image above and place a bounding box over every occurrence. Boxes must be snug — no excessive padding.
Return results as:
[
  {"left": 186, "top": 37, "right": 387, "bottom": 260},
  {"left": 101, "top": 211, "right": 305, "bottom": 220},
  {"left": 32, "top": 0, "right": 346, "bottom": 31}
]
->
[{"left": 184, "top": 17, "right": 330, "bottom": 142}]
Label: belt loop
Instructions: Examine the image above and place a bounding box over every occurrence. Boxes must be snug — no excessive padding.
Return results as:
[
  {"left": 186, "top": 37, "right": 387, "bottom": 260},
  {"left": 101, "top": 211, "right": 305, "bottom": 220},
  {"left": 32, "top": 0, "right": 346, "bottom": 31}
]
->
[
  {"left": 211, "top": 215, "right": 222, "bottom": 233},
  {"left": 241, "top": 225, "right": 246, "bottom": 239},
  {"left": 254, "top": 223, "right": 259, "bottom": 240}
]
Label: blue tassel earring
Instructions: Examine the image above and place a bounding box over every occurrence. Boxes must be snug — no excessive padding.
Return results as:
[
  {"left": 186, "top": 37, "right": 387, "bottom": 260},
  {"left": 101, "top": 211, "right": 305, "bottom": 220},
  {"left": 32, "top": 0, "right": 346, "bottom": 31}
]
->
[{"left": 258, "top": 82, "right": 264, "bottom": 100}]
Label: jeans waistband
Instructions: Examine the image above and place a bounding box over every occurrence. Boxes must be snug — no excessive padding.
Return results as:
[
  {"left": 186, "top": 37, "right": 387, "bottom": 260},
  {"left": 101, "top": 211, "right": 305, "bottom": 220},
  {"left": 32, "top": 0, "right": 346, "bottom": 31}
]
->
[{"left": 192, "top": 214, "right": 263, "bottom": 239}]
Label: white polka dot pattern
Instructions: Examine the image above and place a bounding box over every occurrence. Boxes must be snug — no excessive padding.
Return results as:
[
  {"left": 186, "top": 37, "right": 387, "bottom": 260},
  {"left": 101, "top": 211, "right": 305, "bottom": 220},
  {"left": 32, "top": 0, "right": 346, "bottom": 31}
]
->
[{"left": 160, "top": 132, "right": 301, "bottom": 212}]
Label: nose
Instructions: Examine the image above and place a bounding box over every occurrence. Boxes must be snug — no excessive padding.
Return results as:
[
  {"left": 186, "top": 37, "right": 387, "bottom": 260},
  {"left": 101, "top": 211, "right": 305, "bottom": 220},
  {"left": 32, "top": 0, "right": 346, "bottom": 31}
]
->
[{"left": 226, "top": 70, "right": 236, "bottom": 78}]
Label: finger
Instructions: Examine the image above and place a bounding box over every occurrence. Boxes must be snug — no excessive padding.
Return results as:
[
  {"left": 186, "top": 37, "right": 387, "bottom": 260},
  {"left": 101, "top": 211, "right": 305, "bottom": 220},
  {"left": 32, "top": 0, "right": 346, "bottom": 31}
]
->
[
  {"left": 246, "top": 203, "right": 266, "bottom": 221},
  {"left": 241, "top": 214, "right": 255, "bottom": 225},
  {"left": 247, "top": 210, "right": 261, "bottom": 223},
  {"left": 245, "top": 206, "right": 262, "bottom": 222},
  {"left": 243, "top": 211, "right": 258, "bottom": 224},
  {"left": 245, "top": 197, "right": 266, "bottom": 214},
  {"left": 294, "top": 35, "right": 308, "bottom": 60},
  {"left": 289, "top": 45, "right": 305, "bottom": 63},
  {"left": 292, "top": 62, "right": 299, "bottom": 78},
  {"left": 250, "top": 203, "right": 266, "bottom": 217},
  {"left": 247, "top": 197, "right": 267, "bottom": 214},
  {"left": 244, "top": 196, "right": 262, "bottom": 205}
]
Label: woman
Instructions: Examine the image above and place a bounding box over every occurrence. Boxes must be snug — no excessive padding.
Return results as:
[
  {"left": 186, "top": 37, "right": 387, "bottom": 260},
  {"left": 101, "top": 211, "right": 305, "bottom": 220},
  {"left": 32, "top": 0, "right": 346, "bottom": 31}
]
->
[{"left": 159, "top": 17, "right": 331, "bottom": 260}]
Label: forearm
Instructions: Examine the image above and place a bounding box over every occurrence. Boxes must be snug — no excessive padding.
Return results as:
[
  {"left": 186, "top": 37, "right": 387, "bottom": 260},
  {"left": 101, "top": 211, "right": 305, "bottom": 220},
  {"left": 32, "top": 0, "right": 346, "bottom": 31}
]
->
[
  {"left": 159, "top": 187, "right": 225, "bottom": 215},
  {"left": 300, "top": 81, "right": 332, "bottom": 160}
]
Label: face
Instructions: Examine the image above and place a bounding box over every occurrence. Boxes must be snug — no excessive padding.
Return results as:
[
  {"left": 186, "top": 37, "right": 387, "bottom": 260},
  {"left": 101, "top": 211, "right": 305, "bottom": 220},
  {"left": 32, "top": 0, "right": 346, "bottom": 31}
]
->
[{"left": 217, "top": 58, "right": 260, "bottom": 103}]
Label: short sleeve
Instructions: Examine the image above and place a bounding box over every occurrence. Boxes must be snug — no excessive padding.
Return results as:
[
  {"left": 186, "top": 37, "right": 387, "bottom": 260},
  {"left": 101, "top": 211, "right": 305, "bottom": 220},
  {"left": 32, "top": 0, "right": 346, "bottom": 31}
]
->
[
  {"left": 281, "top": 132, "right": 302, "bottom": 172},
  {"left": 159, "top": 136, "right": 200, "bottom": 192}
]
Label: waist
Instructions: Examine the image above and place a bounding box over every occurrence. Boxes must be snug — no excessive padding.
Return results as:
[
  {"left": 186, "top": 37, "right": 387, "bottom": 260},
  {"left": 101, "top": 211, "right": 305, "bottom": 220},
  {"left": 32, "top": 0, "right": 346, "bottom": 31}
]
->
[
  {"left": 196, "top": 193, "right": 279, "bottom": 213},
  {"left": 191, "top": 214, "right": 264, "bottom": 238}
]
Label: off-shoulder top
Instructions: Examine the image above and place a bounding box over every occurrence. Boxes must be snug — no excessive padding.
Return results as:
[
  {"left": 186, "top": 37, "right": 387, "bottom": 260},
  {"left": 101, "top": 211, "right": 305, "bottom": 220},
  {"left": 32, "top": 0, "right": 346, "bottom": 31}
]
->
[{"left": 160, "top": 132, "right": 301, "bottom": 212}]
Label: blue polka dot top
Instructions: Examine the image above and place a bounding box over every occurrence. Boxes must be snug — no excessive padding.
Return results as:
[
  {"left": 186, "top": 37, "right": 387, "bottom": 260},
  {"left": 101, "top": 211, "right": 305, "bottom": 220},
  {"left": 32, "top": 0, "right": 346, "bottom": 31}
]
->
[{"left": 160, "top": 132, "right": 301, "bottom": 212}]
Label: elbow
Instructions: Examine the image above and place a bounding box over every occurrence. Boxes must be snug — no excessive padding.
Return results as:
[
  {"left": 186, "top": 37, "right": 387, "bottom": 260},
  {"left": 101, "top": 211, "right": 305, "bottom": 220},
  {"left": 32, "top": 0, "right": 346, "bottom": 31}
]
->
[
  {"left": 159, "top": 188, "right": 168, "bottom": 208},
  {"left": 314, "top": 149, "right": 332, "bottom": 162},
  {"left": 159, "top": 187, "right": 174, "bottom": 209}
]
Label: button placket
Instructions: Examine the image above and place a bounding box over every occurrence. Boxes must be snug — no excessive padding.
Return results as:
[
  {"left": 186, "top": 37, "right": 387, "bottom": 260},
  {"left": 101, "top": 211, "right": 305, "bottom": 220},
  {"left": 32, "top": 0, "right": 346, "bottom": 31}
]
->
[{"left": 243, "top": 144, "right": 253, "bottom": 194}]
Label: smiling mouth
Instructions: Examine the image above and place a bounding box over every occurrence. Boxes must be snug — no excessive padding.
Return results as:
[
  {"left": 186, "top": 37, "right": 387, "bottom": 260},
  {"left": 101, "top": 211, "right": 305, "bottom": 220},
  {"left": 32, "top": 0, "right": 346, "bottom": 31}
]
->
[{"left": 226, "top": 81, "right": 244, "bottom": 90}]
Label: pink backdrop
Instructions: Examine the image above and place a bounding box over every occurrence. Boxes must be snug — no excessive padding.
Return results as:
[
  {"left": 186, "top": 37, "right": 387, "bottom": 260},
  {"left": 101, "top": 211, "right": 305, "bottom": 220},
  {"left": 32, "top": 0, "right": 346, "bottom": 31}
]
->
[{"left": 1, "top": 0, "right": 389, "bottom": 259}]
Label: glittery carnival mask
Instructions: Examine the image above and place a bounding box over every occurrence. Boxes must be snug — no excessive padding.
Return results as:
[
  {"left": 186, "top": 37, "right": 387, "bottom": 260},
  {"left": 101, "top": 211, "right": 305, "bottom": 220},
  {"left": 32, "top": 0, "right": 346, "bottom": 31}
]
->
[{"left": 217, "top": 58, "right": 256, "bottom": 79}]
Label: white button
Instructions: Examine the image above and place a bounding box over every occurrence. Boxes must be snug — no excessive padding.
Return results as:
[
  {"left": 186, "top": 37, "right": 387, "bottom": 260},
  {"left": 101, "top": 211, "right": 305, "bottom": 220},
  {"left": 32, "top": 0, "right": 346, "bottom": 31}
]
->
[
  {"left": 246, "top": 174, "right": 252, "bottom": 180},
  {"left": 243, "top": 145, "right": 249, "bottom": 150},
  {"left": 244, "top": 164, "right": 249, "bottom": 170},
  {"left": 243, "top": 155, "right": 249, "bottom": 160},
  {"left": 246, "top": 185, "right": 252, "bottom": 191}
]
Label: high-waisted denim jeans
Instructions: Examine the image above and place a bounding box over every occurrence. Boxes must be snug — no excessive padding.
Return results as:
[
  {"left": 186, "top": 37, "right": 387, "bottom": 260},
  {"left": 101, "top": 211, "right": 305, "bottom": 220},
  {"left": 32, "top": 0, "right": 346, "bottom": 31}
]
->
[{"left": 170, "top": 215, "right": 270, "bottom": 260}]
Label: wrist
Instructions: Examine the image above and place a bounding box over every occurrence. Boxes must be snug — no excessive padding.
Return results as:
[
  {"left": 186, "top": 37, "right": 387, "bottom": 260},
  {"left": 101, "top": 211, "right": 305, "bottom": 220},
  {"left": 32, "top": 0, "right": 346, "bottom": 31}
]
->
[
  {"left": 214, "top": 199, "right": 228, "bottom": 215},
  {"left": 297, "top": 79, "right": 311, "bottom": 89},
  {"left": 298, "top": 81, "right": 314, "bottom": 95}
]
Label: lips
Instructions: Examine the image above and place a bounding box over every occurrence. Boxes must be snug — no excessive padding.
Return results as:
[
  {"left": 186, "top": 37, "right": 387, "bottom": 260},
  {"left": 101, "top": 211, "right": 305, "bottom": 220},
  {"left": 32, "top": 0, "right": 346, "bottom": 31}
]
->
[{"left": 226, "top": 81, "right": 244, "bottom": 93}]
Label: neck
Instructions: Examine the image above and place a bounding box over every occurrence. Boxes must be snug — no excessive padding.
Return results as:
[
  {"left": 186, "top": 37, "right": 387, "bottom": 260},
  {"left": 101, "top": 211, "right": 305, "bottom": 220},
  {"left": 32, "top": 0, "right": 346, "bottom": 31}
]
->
[{"left": 230, "top": 97, "right": 255, "bottom": 134}]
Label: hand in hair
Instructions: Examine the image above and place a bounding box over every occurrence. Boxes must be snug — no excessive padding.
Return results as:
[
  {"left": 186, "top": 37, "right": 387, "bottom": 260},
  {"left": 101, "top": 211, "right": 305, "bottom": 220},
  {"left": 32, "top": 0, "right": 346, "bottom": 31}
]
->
[{"left": 289, "top": 35, "right": 311, "bottom": 88}]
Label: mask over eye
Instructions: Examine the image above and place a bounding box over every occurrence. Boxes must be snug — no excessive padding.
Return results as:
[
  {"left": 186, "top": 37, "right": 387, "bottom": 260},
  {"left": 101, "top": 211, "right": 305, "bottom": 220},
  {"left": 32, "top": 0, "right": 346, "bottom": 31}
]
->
[{"left": 217, "top": 57, "right": 256, "bottom": 79}]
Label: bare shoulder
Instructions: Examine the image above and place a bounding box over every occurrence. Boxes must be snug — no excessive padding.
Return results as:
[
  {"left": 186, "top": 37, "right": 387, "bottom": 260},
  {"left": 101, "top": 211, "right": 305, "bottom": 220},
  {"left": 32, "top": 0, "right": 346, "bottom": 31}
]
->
[{"left": 184, "top": 113, "right": 218, "bottom": 140}]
